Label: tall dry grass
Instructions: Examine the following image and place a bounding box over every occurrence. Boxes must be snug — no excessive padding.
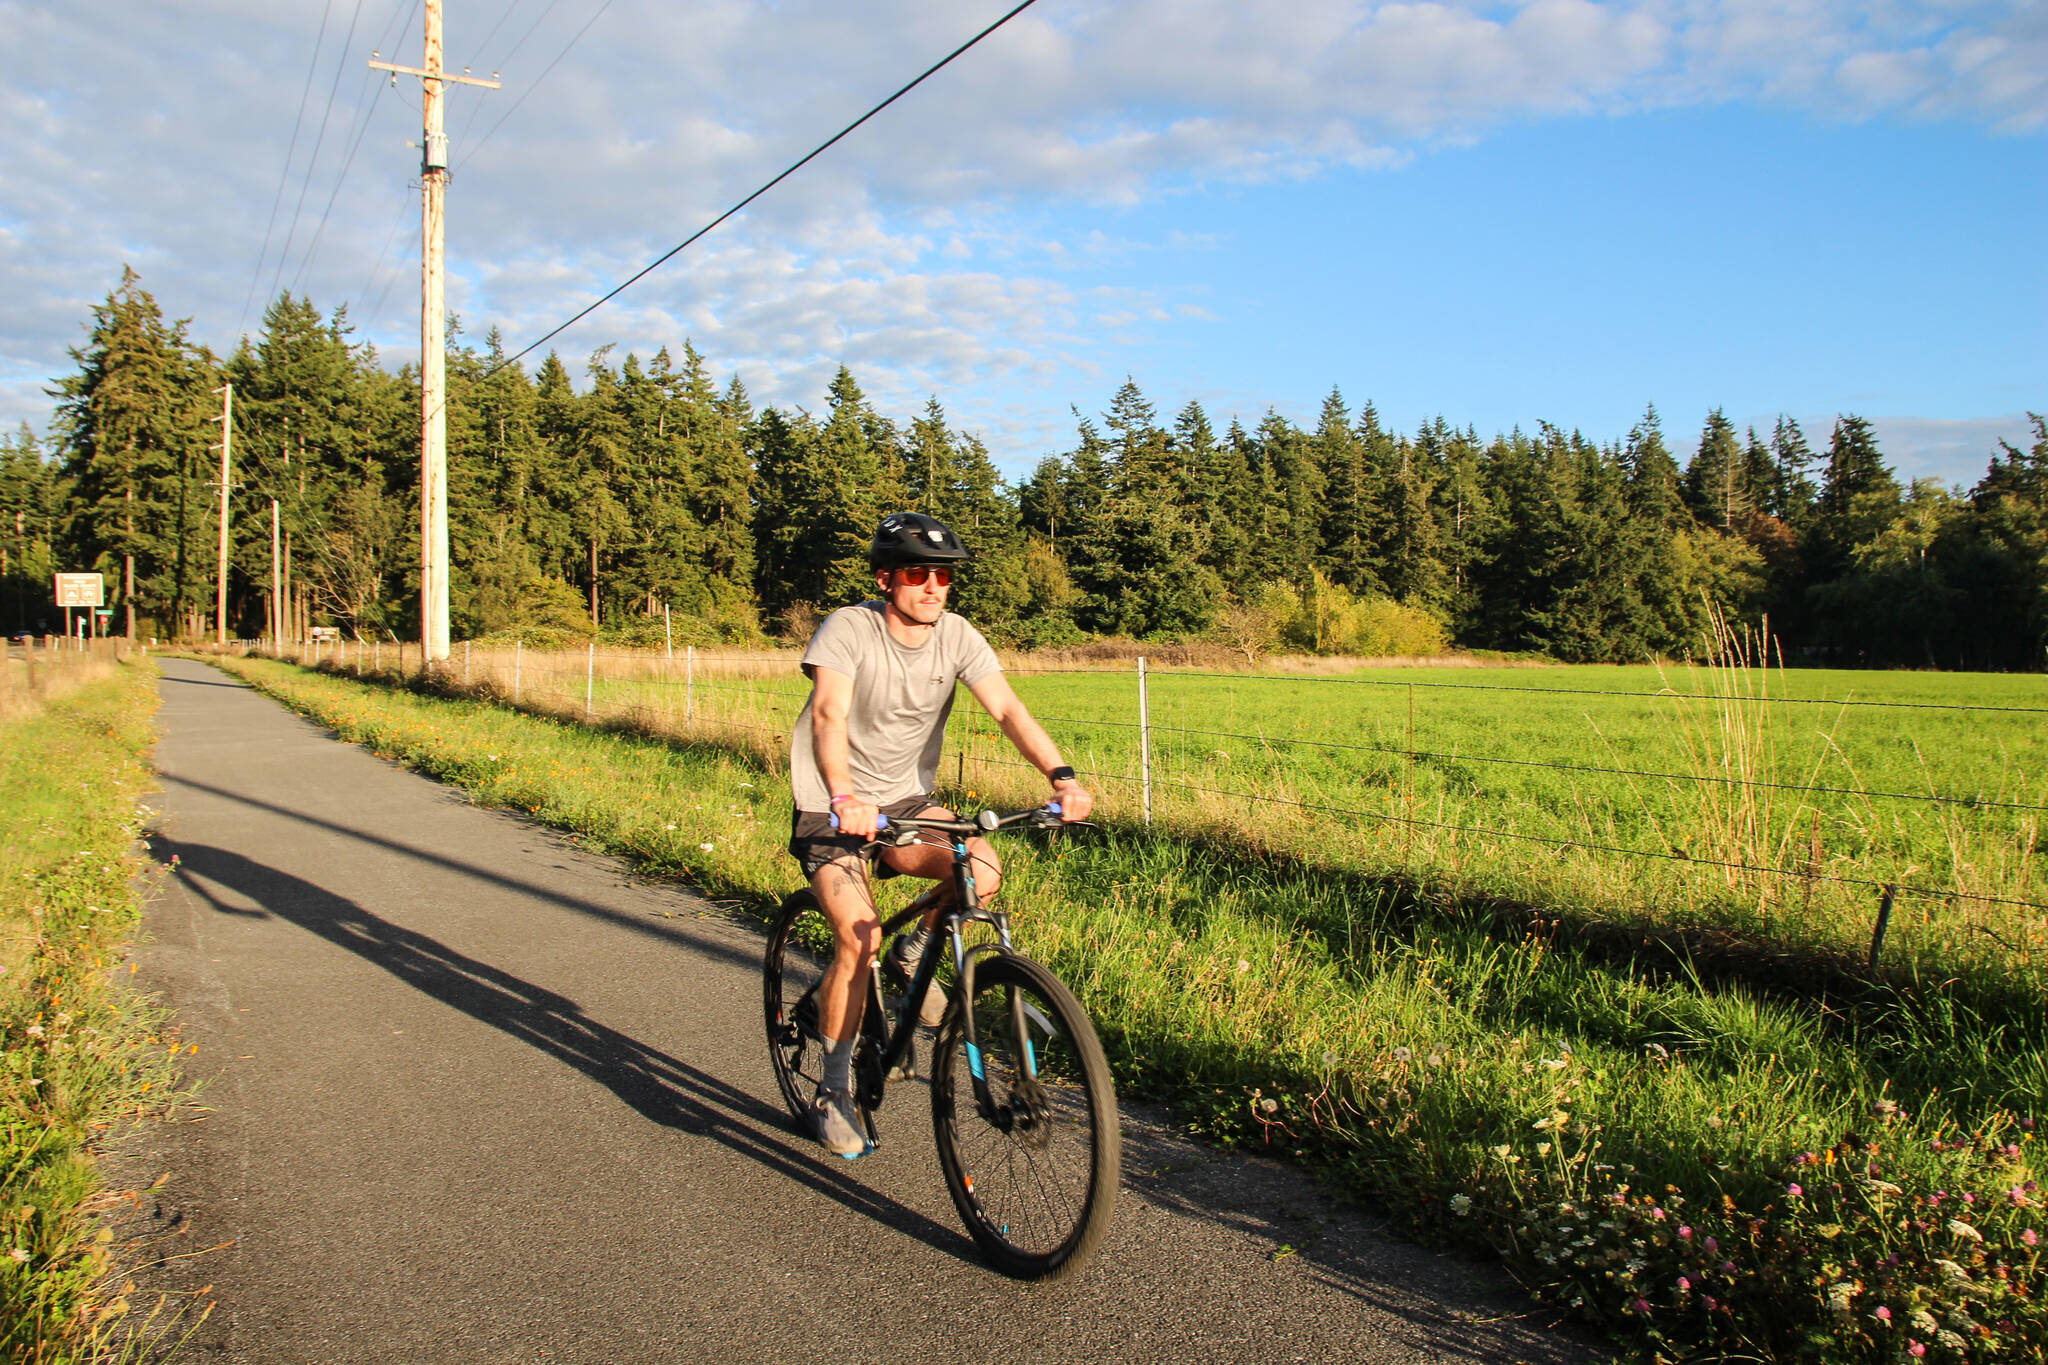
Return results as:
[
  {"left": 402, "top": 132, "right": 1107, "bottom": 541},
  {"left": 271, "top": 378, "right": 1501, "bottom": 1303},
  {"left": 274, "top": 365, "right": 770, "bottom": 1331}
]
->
[{"left": 0, "top": 639, "right": 133, "bottom": 726}]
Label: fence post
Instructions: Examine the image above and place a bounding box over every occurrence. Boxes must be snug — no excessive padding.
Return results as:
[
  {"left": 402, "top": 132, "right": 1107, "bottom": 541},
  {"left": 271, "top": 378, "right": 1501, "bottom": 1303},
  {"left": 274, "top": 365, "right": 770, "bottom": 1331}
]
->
[
  {"left": 514, "top": 637, "right": 522, "bottom": 705},
  {"left": 664, "top": 605, "right": 672, "bottom": 660},
  {"left": 1868, "top": 883, "right": 1898, "bottom": 972},
  {"left": 1138, "top": 655, "right": 1152, "bottom": 828},
  {"left": 463, "top": 640, "right": 470, "bottom": 686},
  {"left": 586, "top": 642, "right": 595, "bottom": 719},
  {"left": 375, "top": 639, "right": 381, "bottom": 672},
  {"left": 1405, "top": 682, "right": 1416, "bottom": 857},
  {"left": 685, "top": 644, "right": 694, "bottom": 721}
]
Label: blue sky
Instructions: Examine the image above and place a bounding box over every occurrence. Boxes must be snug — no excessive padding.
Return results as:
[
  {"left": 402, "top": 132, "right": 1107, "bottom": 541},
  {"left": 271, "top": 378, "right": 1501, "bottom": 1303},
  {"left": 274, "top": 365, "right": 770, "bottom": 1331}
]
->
[{"left": 2, "top": 0, "right": 2042, "bottom": 487}]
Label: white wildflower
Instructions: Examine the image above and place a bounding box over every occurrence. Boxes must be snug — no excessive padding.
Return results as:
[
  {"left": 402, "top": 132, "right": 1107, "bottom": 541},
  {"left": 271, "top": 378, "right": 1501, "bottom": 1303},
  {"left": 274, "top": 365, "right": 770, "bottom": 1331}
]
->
[
  {"left": 1945, "top": 1219, "right": 1983, "bottom": 1243},
  {"left": 699, "top": 843, "right": 715, "bottom": 853},
  {"left": 1826, "top": 1281, "right": 1857, "bottom": 1316},
  {"left": 1536, "top": 1142, "right": 1553, "bottom": 1158},
  {"left": 1533, "top": 1109, "right": 1570, "bottom": 1132},
  {"left": 1392, "top": 1046, "right": 1413, "bottom": 1063},
  {"left": 1449, "top": 1194, "right": 1472, "bottom": 1216},
  {"left": 7, "top": 1249, "right": 26, "bottom": 1263}
]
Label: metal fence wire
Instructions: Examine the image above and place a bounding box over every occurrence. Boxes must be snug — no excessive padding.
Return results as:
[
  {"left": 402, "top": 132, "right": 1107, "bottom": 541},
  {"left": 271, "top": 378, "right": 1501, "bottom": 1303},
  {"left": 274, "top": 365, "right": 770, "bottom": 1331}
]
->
[{"left": 272, "top": 640, "right": 2048, "bottom": 947}]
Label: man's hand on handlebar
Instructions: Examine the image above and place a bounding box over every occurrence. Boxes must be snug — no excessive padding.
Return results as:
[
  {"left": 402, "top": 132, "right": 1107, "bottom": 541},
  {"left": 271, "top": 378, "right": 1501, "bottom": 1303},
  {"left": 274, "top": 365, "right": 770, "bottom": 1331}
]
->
[
  {"left": 831, "top": 797, "right": 881, "bottom": 839},
  {"left": 1051, "top": 777, "right": 1093, "bottom": 823}
]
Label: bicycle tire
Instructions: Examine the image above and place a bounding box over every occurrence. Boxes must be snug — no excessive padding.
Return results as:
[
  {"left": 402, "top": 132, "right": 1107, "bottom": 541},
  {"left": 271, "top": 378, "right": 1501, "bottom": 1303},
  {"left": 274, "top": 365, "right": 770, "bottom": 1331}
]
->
[{"left": 930, "top": 953, "right": 1119, "bottom": 1281}]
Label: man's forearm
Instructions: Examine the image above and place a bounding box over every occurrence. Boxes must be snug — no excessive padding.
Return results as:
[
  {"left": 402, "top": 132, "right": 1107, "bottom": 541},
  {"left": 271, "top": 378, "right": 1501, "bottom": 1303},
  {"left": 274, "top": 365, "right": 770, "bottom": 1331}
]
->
[
  {"left": 994, "top": 707, "right": 1067, "bottom": 778},
  {"left": 813, "top": 708, "right": 856, "bottom": 799}
]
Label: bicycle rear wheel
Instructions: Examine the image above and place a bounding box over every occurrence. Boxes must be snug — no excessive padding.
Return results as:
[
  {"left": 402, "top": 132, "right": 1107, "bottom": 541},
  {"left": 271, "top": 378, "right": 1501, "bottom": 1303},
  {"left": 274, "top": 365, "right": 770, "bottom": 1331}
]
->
[
  {"left": 764, "top": 890, "right": 835, "bottom": 1124},
  {"left": 930, "top": 953, "right": 1119, "bottom": 1281}
]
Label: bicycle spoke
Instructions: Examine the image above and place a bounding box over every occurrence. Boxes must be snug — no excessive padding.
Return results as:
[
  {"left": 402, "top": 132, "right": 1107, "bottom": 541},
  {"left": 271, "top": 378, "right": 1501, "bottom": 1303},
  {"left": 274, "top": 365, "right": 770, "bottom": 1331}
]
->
[{"left": 931, "top": 954, "right": 1118, "bottom": 1280}]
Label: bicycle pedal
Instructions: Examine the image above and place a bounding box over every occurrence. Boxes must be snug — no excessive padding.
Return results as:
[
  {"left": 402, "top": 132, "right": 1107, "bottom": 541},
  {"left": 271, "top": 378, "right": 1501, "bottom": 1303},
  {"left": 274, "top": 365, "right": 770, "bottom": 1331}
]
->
[{"left": 887, "top": 1061, "right": 917, "bottom": 1082}]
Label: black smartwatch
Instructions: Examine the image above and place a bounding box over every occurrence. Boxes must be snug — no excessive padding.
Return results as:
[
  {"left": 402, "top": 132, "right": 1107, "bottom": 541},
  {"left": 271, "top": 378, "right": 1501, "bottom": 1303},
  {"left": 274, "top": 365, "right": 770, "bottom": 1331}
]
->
[{"left": 1048, "top": 765, "right": 1076, "bottom": 784}]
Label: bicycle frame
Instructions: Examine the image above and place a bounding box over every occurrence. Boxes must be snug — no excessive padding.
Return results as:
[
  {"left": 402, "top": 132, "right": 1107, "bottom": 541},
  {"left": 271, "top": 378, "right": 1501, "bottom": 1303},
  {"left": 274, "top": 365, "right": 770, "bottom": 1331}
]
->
[{"left": 867, "top": 826, "right": 1017, "bottom": 1119}]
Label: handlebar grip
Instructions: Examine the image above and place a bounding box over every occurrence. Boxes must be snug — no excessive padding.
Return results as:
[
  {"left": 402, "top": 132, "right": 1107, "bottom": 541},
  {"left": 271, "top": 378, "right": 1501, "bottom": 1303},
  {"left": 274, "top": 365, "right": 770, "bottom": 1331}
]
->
[
  {"left": 1047, "top": 801, "right": 1061, "bottom": 816},
  {"left": 826, "top": 811, "right": 888, "bottom": 831}
]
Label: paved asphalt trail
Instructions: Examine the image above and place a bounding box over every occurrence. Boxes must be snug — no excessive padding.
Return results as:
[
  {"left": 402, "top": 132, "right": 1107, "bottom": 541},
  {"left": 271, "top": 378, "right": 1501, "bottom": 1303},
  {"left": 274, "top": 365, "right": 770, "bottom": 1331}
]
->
[{"left": 116, "top": 658, "right": 1590, "bottom": 1365}]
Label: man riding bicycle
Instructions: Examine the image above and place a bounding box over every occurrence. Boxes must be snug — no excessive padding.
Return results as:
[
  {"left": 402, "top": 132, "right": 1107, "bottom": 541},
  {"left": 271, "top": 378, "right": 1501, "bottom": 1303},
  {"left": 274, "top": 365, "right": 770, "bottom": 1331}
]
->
[{"left": 787, "top": 512, "right": 1093, "bottom": 1157}]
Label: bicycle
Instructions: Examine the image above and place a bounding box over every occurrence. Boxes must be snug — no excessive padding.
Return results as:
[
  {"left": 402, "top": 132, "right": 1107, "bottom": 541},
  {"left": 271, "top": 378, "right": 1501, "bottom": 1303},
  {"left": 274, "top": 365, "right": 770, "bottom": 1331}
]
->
[{"left": 763, "top": 804, "right": 1120, "bottom": 1281}]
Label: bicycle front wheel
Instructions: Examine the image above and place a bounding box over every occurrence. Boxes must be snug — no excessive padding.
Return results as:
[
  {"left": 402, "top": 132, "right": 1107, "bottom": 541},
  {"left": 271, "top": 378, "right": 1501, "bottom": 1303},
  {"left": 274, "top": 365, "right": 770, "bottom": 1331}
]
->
[{"left": 930, "top": 953, "right": 1119, "bottom": 1281}]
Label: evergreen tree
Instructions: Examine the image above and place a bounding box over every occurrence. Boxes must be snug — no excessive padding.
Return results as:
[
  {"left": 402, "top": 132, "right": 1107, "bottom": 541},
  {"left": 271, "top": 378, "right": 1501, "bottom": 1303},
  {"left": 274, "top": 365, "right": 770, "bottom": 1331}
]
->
[
  {"left": 1071, "top": 383, "right": 1219, "bottom": 637},
  {"left": 1, "top": 425, "right": 59, "bottom": 635},
  {"left": 1682, "top": 408, "right": 1748, "bottom": 529},
  {"left": 1312, "top": 388, "right": 1379, "bottom": 592},
  {"left": 681, "top": 344, "right": 756, "bottom": 627},
  {"left": 1195, "top": 412, "right": 1256, "bottom": 585},
  {"left": 48, "top": 267, "right": 214, "bottom": 639},
  {"left": 1769, "top": 416, "right": 1819, "bottom": 525},
  {"left": 1254, "top": 409, "right": 1322, "bottom": 582},
  {"left": 1808, "top": 414, "right": 1901, "bottom": 587}
]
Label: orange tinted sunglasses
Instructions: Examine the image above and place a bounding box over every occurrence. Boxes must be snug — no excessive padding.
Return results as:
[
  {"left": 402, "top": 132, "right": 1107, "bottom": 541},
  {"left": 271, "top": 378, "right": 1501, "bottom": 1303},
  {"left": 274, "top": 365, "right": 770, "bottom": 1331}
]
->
[{"left": 895, "top": 565, "right": 952, "bottom": 587}]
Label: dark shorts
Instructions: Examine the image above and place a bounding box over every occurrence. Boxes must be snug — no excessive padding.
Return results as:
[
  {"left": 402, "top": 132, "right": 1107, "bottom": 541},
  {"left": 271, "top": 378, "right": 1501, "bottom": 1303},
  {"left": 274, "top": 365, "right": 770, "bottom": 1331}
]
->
[{"left": 787, "top": 795, "right": 941, "bottom": 878}]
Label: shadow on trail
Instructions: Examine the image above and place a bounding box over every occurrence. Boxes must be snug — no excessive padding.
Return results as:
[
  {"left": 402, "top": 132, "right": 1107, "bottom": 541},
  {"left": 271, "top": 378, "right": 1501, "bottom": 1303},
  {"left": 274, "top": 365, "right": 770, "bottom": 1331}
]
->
[
  {"left": 151, "top": 835, "right": 977, "bottom": 1268},
  {"left": 154, "top": 771, "right": 763, "bottom": 973},
  {"left": 158, "top": 673, "right": 253, "bottom": 690}
]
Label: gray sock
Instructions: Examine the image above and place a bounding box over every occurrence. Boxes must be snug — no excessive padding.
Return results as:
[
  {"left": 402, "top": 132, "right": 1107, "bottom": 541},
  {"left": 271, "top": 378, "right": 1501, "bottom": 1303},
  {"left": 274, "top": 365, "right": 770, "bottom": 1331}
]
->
[
  {"left": 821, "top": 1033, "right": 854, "bottom": 1094},
  {"left": 893, "top": 924, "right": 933, "bottom": 969}
]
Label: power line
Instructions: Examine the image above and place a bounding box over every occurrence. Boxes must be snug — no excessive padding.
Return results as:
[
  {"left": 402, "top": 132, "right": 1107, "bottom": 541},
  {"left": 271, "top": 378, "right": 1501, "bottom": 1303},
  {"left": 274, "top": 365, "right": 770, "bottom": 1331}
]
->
[
  {"left": 366, "top": 220, "right": 423, "bottom": 332},
  {"left": 239, "top": 0, "right": 340, "bottom": 338},
  {"left": 268, "top": 0, "right": 371, "bottom": 310},
  {"left": 295, "top": 0, "right": 425, "bottom": 301},
  {"left": 464, "top": 0, "right": 527, "bottom": 67},
  {"left": 451, "top": 0, "right": 553, "bottom": 150},
  {"left": 453, "top": 0, "right": 613, "bottom": 172},
  {"left": 483, "top": 0, "right": 1047, "bottom": 379},
  {"left": 289, "top": 60, "right": 396, "bottom": 296}
]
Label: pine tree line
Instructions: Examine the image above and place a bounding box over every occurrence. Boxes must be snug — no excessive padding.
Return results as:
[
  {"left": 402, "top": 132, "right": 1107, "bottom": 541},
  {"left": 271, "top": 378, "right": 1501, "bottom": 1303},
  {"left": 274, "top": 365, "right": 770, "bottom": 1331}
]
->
[{"left": 9, "top": 269, "right": 2045, "bottom": 669}]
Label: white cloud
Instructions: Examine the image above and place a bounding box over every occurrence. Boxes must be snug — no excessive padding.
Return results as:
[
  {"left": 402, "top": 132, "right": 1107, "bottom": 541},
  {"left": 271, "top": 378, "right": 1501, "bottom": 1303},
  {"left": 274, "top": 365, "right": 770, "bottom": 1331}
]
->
[
  {"left": 1, "top": 0, "right": 2039, "bottom": 448},
  {"left": 1863, "top": 412, "right": 2042, "bottom": 487}
]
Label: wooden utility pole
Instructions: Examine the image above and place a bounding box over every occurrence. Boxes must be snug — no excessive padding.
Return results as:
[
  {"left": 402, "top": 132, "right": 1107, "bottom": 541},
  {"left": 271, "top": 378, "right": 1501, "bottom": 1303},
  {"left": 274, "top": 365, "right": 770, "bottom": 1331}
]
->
[
  {"left": 211, "top": 381, "right": 233, "bottom": 645},
  {"left": 372, "top": 2, "right": 497, "bottom": 666},
  {"left": 270, "top": 499, "right": 282, "bottom": 647}
]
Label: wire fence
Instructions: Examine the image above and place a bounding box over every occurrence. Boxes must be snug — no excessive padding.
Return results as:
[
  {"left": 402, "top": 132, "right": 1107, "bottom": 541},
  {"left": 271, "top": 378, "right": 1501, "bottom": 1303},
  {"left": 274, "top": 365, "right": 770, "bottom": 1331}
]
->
[{"left": 265, "top": 636, "right": 2048, "bottom": 979}]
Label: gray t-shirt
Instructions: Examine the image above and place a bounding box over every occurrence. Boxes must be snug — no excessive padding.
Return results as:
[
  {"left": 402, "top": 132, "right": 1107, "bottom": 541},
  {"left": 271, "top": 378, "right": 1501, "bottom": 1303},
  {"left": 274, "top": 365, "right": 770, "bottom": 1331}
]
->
[{"left": 790, "top": 603, "right": 1003, "bottom": 812}]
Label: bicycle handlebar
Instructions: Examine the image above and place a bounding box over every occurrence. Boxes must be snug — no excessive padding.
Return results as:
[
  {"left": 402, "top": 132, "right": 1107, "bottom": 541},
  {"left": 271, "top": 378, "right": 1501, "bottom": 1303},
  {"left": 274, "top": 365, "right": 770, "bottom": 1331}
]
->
[{"left": 829, "top": 802, "right": 1066, "bottom": 837}]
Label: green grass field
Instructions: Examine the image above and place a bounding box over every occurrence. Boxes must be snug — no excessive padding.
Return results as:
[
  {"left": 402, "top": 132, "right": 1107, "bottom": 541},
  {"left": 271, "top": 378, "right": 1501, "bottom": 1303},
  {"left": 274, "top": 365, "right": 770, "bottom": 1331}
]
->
[
  {"left": 0, "top": 660, "right": 190, "bottom": 1361},
  {"left": 224, "top": 651, "right": 2045, "bottom": 1365},
  {"left": 393, "top": 641, "right": 2048, "bottom": 996}
]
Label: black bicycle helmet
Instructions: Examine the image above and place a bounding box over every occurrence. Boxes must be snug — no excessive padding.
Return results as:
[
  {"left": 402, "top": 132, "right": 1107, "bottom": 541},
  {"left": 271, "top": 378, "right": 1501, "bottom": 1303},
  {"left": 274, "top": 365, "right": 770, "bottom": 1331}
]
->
[{"left": 868, "top": 512, "right": 971, "bottom": 569}]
